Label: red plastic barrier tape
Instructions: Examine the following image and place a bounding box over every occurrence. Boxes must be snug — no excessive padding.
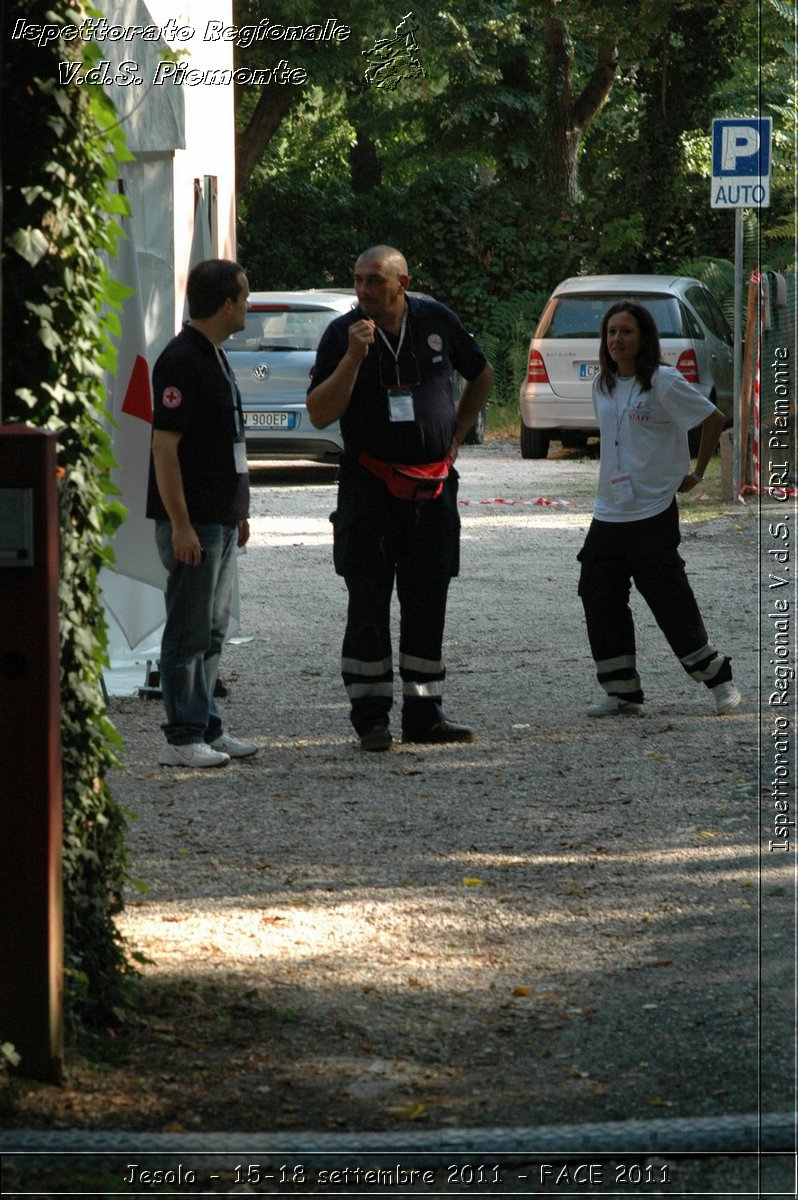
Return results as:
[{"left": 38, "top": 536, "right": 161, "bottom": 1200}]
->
[{"left": 459, "top": 497, "right": 578, "bottom": 508}]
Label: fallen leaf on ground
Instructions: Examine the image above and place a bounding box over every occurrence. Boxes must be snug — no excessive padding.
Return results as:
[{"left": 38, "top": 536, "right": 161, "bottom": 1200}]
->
[{"left": 386, "top": 1102, "right": 426, "bottom": 1119}]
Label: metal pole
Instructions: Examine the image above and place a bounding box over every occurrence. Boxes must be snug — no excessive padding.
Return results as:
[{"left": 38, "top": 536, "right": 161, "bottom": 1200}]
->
[{"left": 732, "top": 208, "right": 744, "bottom": 498}]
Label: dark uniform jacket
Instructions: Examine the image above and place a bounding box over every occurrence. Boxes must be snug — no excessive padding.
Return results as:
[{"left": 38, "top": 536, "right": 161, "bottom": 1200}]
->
[
  {"left": 147, "top": 325, "right": 250, "bottom": 524},
  {"left": 310, "top": 295, "right": 487, "bottom": 465}
]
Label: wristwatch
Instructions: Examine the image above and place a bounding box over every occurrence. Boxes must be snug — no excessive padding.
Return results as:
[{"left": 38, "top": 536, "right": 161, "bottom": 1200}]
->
[{"left": 691, "top": 471, "right": 704, "bottom": 482}]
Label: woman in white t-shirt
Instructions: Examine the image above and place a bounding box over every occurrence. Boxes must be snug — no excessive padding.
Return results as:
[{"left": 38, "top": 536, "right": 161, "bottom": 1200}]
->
[{"left": 577, "top": 300, "right": 741, "bottom": 717}]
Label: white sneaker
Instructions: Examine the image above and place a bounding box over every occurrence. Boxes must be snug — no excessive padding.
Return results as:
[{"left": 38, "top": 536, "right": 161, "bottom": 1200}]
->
[
  {"left": 713, "top": 681, "right": 742, "bottom": 715},
  {"left": 159, "top": 742, "right": 230, "bottom": 768},
  {"left": 587, "top": 695, "right": 644, "bottom": 718},
  {"left": 210, "top": 733, "right": 258, "bottom": 758}
]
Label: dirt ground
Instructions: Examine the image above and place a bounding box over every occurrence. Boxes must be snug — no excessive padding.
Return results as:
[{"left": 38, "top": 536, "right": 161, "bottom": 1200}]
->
[{"left": 2, "top": 440, "right": 795, "bottom": 1196}]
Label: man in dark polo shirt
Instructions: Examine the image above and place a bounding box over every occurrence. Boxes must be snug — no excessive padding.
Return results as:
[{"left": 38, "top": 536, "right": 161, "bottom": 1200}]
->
[
  {"left": 147, "top": 259, "right": 257, "bottom": 767},
  {"left": 307, "top": 245, "right": 494, "bottom": 751}
]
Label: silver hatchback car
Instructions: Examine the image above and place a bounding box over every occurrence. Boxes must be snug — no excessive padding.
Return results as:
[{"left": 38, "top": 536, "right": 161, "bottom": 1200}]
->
[
  {"left": 518, "top": 274, "right": 734, "bottom": 458},
  {"left": 226, "top": 290, "right": 354, "bottom": 461}
]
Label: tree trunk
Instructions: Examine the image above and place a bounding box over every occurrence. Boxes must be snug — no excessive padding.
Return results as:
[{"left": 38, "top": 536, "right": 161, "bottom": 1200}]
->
[
  {"left": 236, "top": 87, "right": 295, "bottom": 191},
  {"left": 349, "top": 127, "right": 382, "bottom": 194},
  {"left": 542, "top": 4, "right": 617, "bottom": 204}
]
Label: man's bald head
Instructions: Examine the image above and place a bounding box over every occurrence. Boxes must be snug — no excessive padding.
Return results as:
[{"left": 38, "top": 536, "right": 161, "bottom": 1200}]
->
[
  {"left": 355, "top": 246, "right": 409, "bottom": 278},
  {"left": 353, "top": 246, "right": 411, "bottom": 330}
]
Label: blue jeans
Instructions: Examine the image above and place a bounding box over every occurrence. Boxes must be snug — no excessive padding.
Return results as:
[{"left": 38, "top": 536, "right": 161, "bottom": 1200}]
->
[{"left": 155, "top": 521, "right": 238, "bottom": 745}]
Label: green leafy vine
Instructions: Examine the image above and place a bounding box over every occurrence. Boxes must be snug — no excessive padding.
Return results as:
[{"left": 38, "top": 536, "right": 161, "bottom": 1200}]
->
[{"left": 2, "top": 1, "right": 135, "bottom": 1023}]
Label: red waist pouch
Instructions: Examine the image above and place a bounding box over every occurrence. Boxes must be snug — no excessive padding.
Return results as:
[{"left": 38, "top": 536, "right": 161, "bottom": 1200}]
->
[{"left": 359, "top": 451, "right": 451, "bottom": 500}]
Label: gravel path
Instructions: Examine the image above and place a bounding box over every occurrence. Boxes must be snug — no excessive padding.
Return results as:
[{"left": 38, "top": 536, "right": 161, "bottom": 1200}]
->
[{"left": 103, "top": 441, "right": 792, "bottom": 1188}]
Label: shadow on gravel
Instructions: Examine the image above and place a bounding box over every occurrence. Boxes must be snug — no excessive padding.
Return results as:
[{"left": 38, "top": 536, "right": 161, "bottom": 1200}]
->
[
  {"left": 5, "top": 446, "right": 788, "bottom": 1197},
  {"left": 248, "top": 461, "right": 339, "bottom": 487}
]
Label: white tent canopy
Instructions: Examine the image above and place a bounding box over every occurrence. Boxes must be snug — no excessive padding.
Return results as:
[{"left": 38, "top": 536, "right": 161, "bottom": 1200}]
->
[{"left": 98, "top": 0, "right": 238, "bottom": 693}]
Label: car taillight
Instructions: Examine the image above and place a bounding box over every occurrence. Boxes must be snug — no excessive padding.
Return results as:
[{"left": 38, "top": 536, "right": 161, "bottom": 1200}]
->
[
  {"left": 676, "top": 349, "right": 700, "bottom": 384},
  {"left": 527, "top": 349, "right": 550, "bottom": 384}
]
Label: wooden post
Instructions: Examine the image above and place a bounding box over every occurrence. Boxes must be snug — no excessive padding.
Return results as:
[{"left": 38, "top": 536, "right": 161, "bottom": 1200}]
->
[
  {"left": 0, "top": 426, "right": 64, "bottom": 1082},
  {"left": 738, "top": 273, "right": 759, "bottom": 488}
]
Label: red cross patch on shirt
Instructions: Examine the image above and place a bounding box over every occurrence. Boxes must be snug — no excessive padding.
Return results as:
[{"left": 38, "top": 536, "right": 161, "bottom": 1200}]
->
[{"left": 162, "top": 386, "right": 182, "bottom": 409}]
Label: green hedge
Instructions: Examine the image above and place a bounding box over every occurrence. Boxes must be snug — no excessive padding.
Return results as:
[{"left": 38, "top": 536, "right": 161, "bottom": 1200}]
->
[{"left": 239, "top": 167, "right": 567, "bottom": 407}]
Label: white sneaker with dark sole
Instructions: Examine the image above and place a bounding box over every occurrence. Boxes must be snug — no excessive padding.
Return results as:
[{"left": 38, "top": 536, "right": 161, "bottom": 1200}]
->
[
  {"left": 712, "top": 681, "right": 742, "bottom": 714},
  {"left": 210, "top": 733, "right": 259, "bottom": 758},
  {"left": 159, "top": 742, "right": 230, "bottom": 768},
  {"left": 587, "top": 696, "right": 644, "bottom": 718}
]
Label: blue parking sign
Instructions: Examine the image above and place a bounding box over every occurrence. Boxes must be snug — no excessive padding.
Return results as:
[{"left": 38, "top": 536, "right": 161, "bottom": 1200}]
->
[{"left": 711, "top": 118, "right": 772, "bottom": 208}]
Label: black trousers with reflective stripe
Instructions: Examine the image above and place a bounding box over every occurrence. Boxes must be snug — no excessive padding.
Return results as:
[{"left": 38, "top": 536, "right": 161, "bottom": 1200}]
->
[
  {"left": 332, "top": 464, "right": 461, "bottom": 734},
  {"left": 577, "top": 500, "right": 731, "bottom": 699}
]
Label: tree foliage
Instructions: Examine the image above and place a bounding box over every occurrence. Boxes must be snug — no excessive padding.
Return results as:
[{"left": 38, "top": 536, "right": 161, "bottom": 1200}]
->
[
  {"left": 2, "top": 2, "right": 133, "bottom": 1023},
  {"left": 237, "top": 0, "right": 795, "bottom": 402}
]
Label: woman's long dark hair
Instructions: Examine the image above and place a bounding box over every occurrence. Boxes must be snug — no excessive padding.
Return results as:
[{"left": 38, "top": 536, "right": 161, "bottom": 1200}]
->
[{"left": 598, "top": 301, "right": 663, "bottom": 393}]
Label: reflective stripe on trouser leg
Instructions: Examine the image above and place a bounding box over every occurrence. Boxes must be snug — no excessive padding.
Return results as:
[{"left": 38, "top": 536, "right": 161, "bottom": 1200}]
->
[
  {"left": 679, "top": 644, "right": 731, "bottom": 687},
  {"left": 400, "top": 652, "right": 445, "bottom": 700},
  {"left": 595, "top": 653, "right": 642, "bottom": 700},
  {"left": 342, "top": 655, "right": 394, "bottom": 702}
]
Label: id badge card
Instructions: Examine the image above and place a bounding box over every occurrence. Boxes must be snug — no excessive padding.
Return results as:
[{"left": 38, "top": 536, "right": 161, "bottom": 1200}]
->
[
  {"left": 234, "top": 440, "right": 248, "bottom": 473},
  {"left": 388, "top": 388, "right": 415, "bottom": 422},
  {"left": 610, "top": 472, "right": 634, "bottom": 503}
]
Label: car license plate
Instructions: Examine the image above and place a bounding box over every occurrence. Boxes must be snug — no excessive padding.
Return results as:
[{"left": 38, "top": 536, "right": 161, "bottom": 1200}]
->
[
  {"left": 244, "top": 411, "right": 296, "bottom": 429},
  {"left": 578, "top": 362, "right": 599, "bottom": 379}
]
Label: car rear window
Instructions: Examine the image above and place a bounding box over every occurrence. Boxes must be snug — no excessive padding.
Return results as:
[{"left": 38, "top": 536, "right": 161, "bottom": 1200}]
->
[
  {"left": 226, "top": 307, "right": 338, "bottom": 352},
  {"left": 537, "top": 294, "right": 686, "bottom": 340}
]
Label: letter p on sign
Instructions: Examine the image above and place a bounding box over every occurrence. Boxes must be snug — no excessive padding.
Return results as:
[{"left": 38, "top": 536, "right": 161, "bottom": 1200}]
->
[
  {"left": 721, "top": 125, "right": 759, "bottom": 170},
  {"left": 712, "top": 117, "right": 771, "bottom": 177}
]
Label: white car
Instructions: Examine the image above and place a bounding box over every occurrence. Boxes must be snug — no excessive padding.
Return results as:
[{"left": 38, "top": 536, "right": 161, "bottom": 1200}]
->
[
  {"left": 226, "top": 290, "right": 354, "bottom": 461},
  {"left": 518, "top": 274, "right": 734, "bottom": 459}
]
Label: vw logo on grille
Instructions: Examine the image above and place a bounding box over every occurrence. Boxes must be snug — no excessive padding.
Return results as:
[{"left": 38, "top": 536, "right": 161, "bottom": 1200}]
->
[{"left": 253, "top": 363, "right": 270, "bottom": 380}]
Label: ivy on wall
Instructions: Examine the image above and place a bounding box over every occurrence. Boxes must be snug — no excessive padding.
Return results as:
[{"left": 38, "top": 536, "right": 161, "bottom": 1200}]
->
[{"left": 2, "top": 3, "right": 134, "bottom": 1022}]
